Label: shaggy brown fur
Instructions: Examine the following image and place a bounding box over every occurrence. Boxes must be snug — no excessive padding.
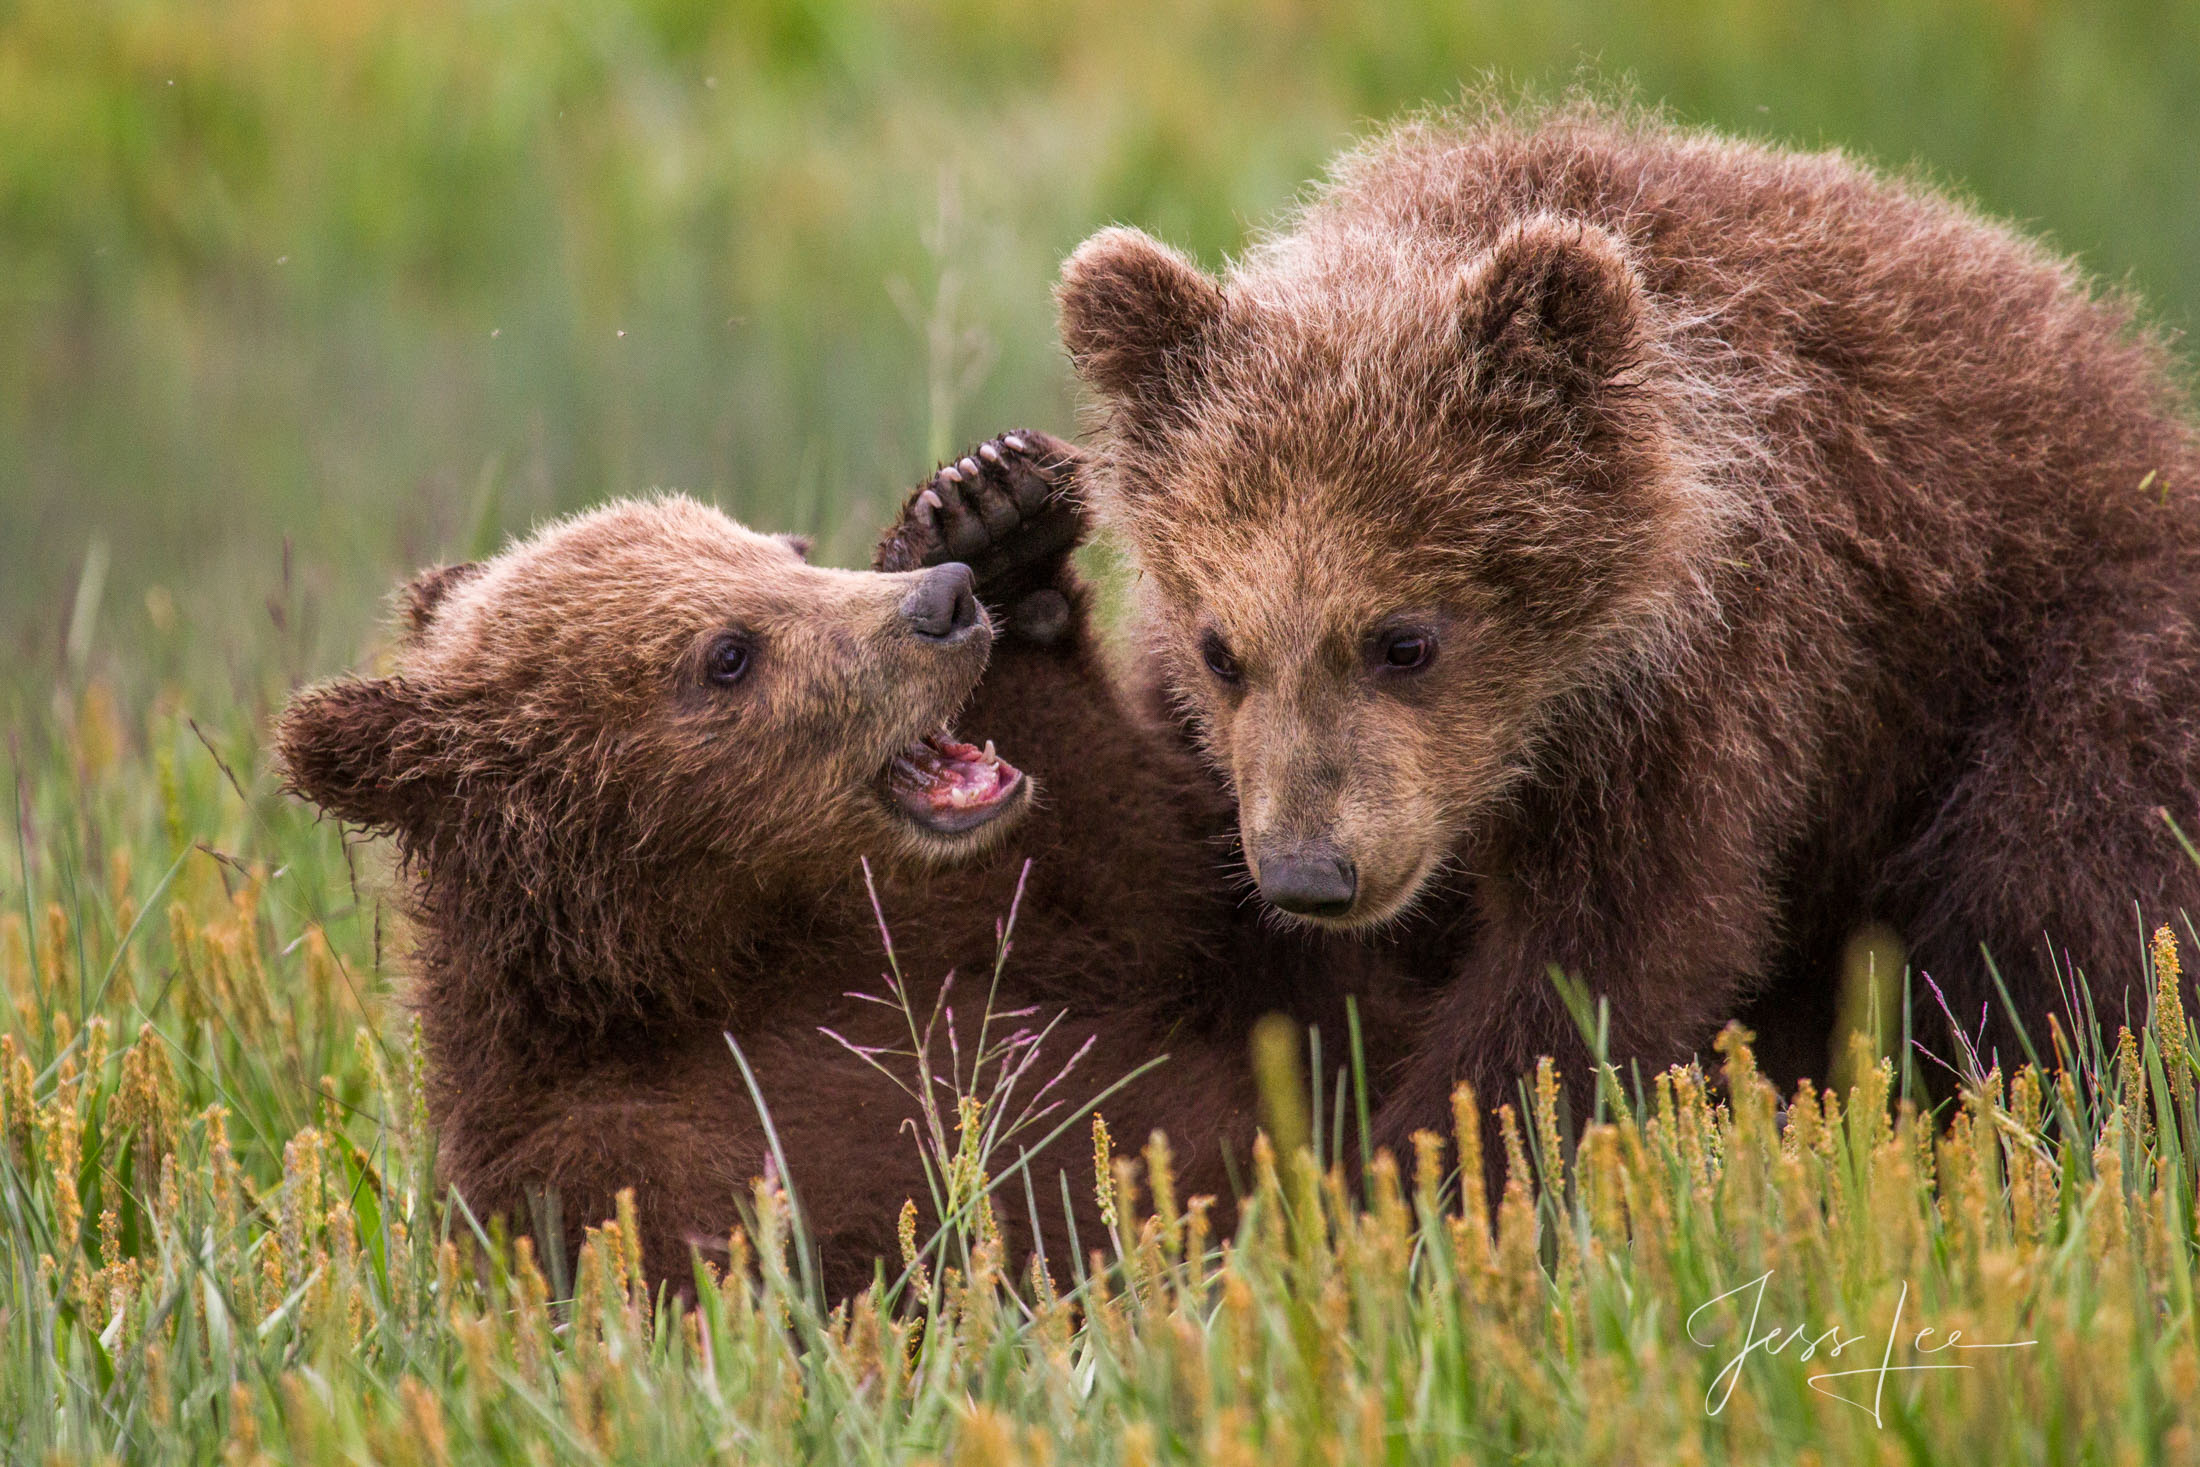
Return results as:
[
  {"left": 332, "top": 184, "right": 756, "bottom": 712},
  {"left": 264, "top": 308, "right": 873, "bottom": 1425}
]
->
[
  {"left": 279, "top": 434, "right": 1372, "bottom": 1298},
  {"left": 1056, "top": 99, "right": 2200, "bottom": 1149}
]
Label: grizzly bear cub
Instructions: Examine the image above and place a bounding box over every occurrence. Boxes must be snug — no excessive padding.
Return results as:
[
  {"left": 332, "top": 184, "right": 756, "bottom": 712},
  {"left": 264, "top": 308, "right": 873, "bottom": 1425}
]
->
[
  {"left": 1056, "top": 99, "right": 2200, "bottom": 1147},
  {"left": 278, "top": 434, "right": 1341, "bottom": 1298}
]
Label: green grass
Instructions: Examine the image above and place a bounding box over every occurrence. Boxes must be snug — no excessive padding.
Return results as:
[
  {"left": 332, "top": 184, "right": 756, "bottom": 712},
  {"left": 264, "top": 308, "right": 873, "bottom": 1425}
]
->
[
  {"left": 9, "top": 2, "right": 2200, "bottom": 1459},
  {"left": 6, "top": 0, "right": 2198, "bottom": 686},
  {"left": 10, "top": 696, "right": 2200, "bottom": 1462}
]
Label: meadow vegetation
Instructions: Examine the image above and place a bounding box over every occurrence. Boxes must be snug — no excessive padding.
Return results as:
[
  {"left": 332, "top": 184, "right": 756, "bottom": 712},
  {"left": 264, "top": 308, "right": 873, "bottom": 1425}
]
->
[
  {"left": 11, "top": 693, "right": 2200, "bottom": 1461},
  {"left": 5, "top": 0, "right": 2196, "bottom": 671},
  {"left": 8, "top": 0, "right": 2200, "bottom": 1459}
]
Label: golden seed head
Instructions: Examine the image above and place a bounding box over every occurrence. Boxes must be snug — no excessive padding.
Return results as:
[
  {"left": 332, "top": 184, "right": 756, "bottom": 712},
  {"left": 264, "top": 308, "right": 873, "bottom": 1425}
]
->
[{"left": 1093, "top": 1113, "right": 1118, "bottom": 1231}]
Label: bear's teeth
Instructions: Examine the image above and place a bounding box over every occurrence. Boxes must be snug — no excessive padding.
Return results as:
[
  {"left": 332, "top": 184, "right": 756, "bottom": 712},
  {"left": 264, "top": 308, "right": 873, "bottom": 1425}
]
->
[{"left": 885, "top": 728, "right": 1022, "bottom": 824}]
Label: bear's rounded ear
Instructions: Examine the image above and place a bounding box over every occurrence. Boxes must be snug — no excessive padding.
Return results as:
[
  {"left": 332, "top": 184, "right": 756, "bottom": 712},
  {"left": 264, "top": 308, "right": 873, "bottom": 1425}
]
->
[
  {"left": 1457, "top": 217, "right": 1647, "bottom": 404},
  {"left": 774, "top": 533, "right": 814, "bottom": 561},
  {"left": 399, "top": 561, "right": 484, "bottom": 641},
  {"left": 275, "top": 677, "right": 444, "bottom": 833},
  {"left": 1058, "top": 226, "right": 1227, "bottom": 406}
]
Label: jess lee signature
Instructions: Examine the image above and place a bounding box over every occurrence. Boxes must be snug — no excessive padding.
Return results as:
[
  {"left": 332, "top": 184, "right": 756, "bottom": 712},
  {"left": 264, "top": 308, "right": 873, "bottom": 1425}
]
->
[{"left": 1686, "top": 1270, "right": 2036, "bottom": 1425}]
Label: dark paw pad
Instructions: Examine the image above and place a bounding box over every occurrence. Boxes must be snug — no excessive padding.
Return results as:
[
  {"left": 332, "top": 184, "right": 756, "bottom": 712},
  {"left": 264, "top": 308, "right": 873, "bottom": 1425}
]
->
[
  {"left": 1008, "top": 588, "right": 1072, "bottom": 647},
  {"left": 875, "top": 432, "right": 1088, "bottom": 610}
]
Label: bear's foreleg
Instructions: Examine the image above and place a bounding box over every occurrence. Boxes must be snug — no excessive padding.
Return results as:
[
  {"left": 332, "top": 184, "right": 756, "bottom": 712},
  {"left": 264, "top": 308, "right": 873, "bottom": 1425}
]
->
[
  {"left": 874, "top": 430, "right": 1090, "bottom": 647},
  {"left": 1879, "top": 578, "right": 2200, "bottom": 1071},
  {"left": 1370, "top": 766, "right": 1788, "bottom": 1162},
  {"left": 872, "top": 434, "right": 1238, "bottom": 1007}
]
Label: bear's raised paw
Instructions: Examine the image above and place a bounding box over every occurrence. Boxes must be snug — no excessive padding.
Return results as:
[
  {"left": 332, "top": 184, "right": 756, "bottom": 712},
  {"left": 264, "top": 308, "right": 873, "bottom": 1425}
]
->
[{"left": 874, "top": 431, "right": 1088, "bottom": 644}]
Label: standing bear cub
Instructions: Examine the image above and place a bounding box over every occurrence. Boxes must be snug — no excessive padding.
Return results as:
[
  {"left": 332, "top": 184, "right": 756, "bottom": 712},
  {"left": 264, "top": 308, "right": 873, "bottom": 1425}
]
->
[
  {"left": 278, "top": 435, "right": 1323, "bottom": 1299},
  {"left": 1057, "top": 100, "right": 2200, "bottom": 1143}
]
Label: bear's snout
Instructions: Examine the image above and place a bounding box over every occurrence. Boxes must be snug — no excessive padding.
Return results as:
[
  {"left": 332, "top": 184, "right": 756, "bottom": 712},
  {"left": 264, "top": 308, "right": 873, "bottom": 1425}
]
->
[
  {"left": 899, "top": 562, "right": 982, "bottom": 642},
  {"left": 1253, "top": 841, "right": 1359, "bottom": 920}
]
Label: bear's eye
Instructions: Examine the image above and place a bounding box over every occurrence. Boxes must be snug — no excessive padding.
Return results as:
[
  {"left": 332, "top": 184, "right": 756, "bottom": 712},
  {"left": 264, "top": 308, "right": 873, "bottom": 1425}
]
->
[
  {"left": 1199, "top": 629, "right": 1242, "bottom": 683},
  {"left": 1377, "top": 629, "right": 1435, "bottom": 673},
  {"left": 704, "top": 635, "right": 753, "bottom": 687}
]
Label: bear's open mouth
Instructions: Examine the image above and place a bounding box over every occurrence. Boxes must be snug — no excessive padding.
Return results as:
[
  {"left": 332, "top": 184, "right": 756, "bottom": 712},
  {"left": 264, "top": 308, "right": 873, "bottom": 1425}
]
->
[{"left": 883, "top": 731, "right": 1027, "bottom": 835}]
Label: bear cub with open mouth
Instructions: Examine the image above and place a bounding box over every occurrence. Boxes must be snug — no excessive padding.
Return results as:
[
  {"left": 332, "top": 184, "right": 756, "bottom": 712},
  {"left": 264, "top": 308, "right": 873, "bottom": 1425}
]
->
[{"left": 279, "top": 435, "right": 1354, "bottom": 1297}]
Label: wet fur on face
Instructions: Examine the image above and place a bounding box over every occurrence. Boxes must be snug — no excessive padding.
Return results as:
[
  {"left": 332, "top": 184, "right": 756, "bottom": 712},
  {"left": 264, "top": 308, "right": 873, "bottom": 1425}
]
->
[
  {"left": 1060, "top": 95, "right": 2200, "bottom": 1131},
  {"left": 1065, "top": 199, "right": 1711, "bottom": 928}
]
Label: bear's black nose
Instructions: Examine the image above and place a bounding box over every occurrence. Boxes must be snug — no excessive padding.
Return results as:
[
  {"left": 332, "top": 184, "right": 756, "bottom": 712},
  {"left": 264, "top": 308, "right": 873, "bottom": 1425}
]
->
[
  {"left": 1256, "top": 846, "right": 1358, "bottom": 919},
  {"left": 901, "top": 562, "right": 981, "bottom": 641}
]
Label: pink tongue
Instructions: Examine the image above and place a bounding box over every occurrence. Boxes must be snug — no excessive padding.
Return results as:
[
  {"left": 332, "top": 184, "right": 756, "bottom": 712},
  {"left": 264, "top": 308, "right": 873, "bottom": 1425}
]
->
[{"left": 906, "top": 735, "right": 1015, "bottom": 810}]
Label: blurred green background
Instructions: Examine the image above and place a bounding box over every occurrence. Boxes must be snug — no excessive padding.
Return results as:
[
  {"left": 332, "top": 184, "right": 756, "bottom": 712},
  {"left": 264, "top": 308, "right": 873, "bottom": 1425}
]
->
[{"left": 5, "top": 0, "right": 2198, "bottom": 696}]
